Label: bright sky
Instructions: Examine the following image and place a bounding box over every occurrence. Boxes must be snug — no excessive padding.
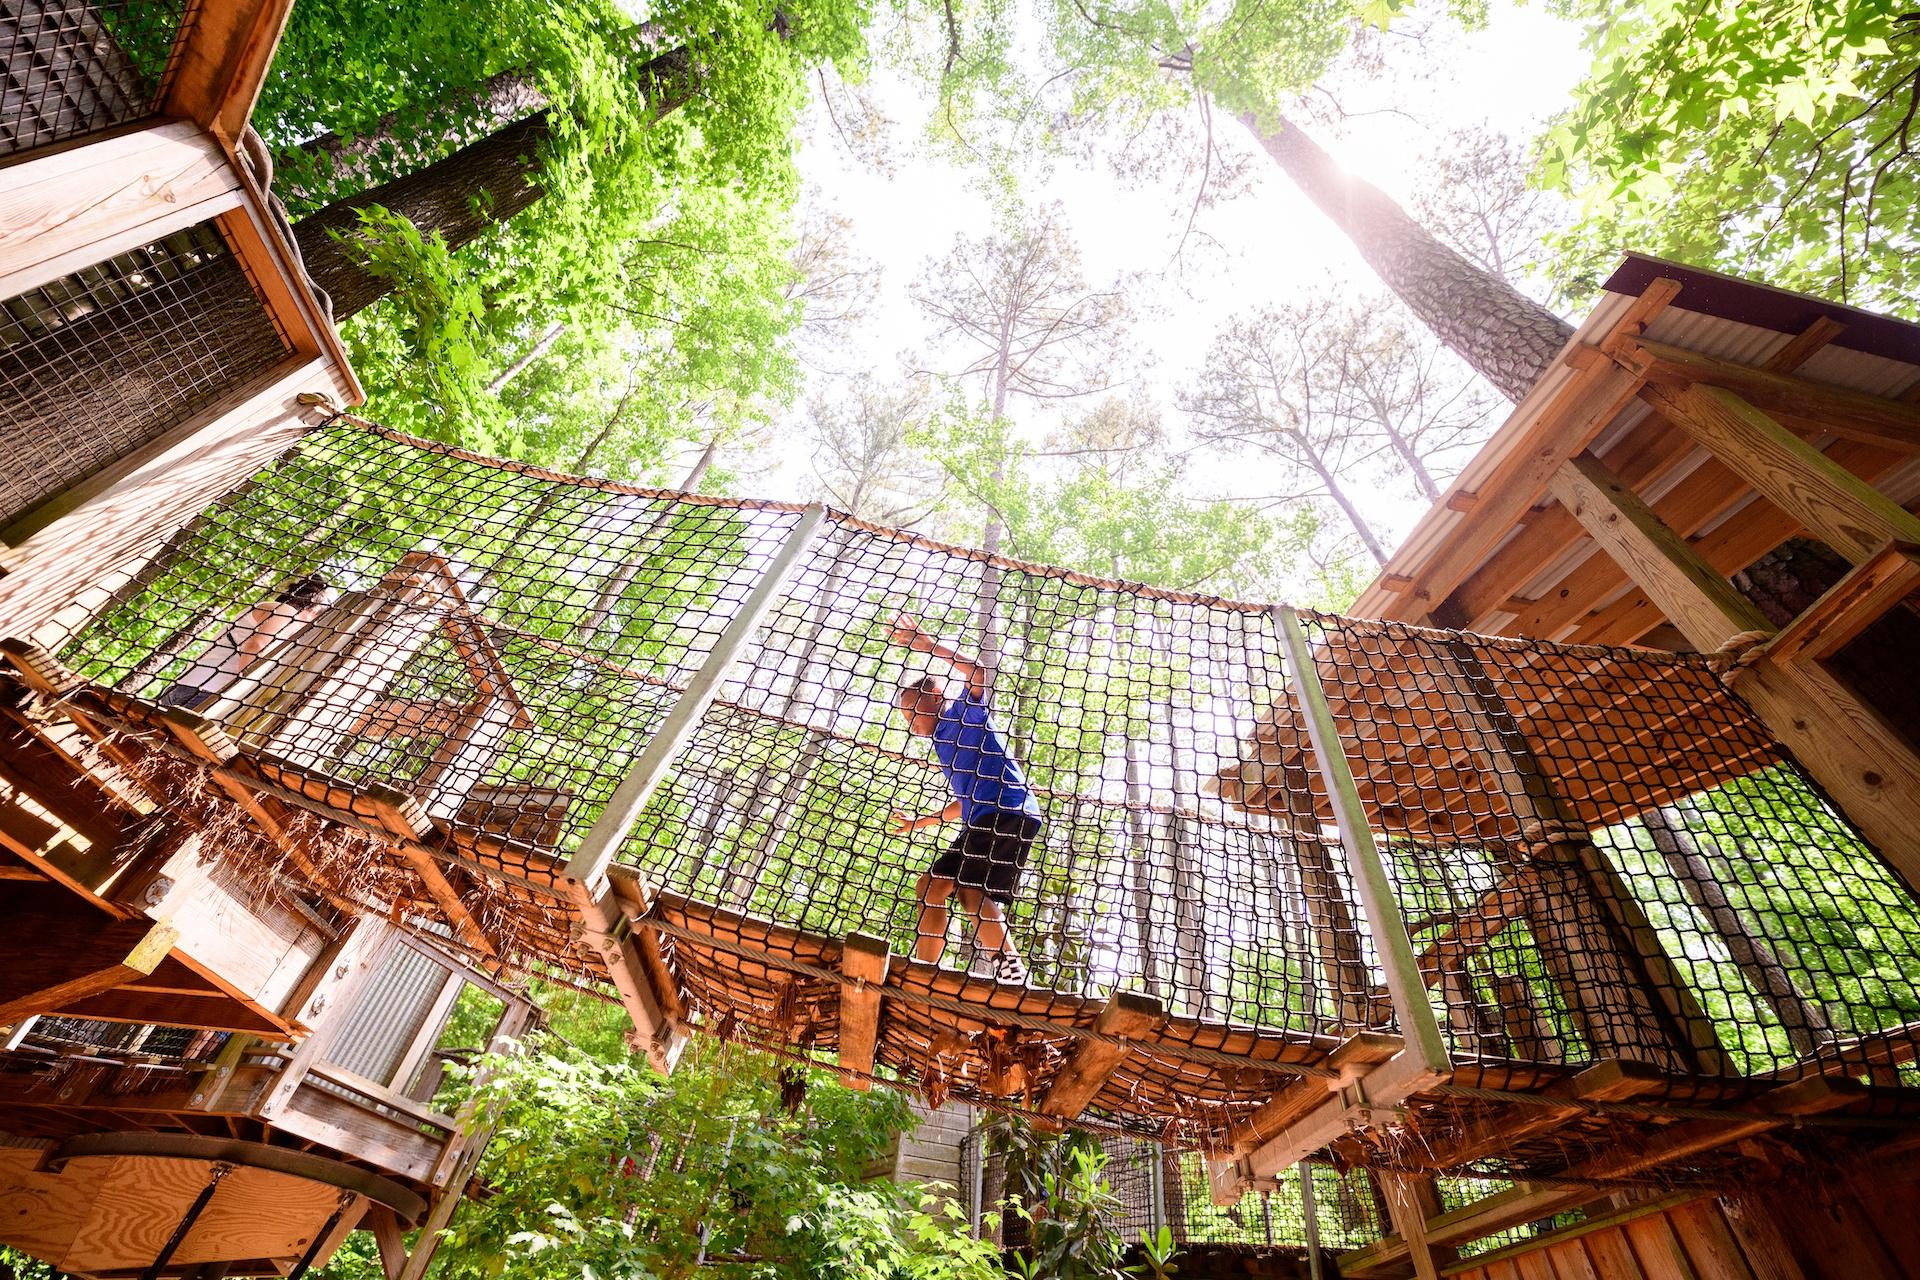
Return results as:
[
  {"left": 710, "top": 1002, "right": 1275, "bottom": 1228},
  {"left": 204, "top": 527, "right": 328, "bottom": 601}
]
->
[{"left": 727, "top": 0, "right": 1591, "bottom": 594}]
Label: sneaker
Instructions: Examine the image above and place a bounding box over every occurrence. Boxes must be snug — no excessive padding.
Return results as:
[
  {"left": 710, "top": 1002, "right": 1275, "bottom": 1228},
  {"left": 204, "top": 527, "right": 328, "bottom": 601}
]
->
[{"left": 993, "top": 951, "right": 1028, "bottom": 986}]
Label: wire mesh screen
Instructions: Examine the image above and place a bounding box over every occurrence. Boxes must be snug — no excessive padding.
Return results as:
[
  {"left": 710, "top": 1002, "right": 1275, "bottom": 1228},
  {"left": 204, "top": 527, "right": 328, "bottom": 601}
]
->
[
  {"left": 23, "top": 419, "right": 1920, "bottom": 1174},
  {"left": 1, "top": 0, "right": 190, "bottom": 157},
  {"left": 958, "top": 1121, "right": 1383, "bottom": 1253},
  {"left": 0, "top": 219, "right": 289, "bottom": 529}
]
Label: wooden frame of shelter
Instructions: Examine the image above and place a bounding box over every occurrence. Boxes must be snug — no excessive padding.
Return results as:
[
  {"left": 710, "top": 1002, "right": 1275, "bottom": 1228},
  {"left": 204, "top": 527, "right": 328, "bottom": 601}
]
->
[
  {"left": 0, "top": 4, "right": 544, "bottom": 1277},
  {"left": 1243, "top": 260, "right": 1920, "bottom": 1280},
  {"left": 1349, "top": 258, "right": 1920, "bottom": 888}
]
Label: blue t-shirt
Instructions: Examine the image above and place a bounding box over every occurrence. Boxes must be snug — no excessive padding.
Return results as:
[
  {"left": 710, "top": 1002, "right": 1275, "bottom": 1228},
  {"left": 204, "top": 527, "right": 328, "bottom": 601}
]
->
[{"left": 930, "top": 690, "right": 1043, "bottom": 827}]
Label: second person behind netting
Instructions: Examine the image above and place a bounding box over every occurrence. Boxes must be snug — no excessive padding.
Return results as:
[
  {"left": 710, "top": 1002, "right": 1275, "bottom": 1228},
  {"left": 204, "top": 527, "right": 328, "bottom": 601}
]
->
[
  {"left": 157, "top": 574, "right": 334, "bottom": 711},
  {"left": 886, "top": 614, "right": 1043, "bottom": 985}
]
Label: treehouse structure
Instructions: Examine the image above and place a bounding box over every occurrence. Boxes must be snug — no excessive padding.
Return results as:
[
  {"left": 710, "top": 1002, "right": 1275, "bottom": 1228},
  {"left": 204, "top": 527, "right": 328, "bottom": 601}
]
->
[
  {"left": 0, "top": 1, "right": 533, "bottom": 1276},
  {"left": 6, "top": 2, "right": 1920, "bottom": 1278}
]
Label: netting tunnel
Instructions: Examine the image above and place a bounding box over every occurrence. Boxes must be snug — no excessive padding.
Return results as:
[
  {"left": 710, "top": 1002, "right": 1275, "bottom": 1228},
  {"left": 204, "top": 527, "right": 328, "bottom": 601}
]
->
[{"left": 8, "top": 419, "right": 1920, "bottom": 1194}]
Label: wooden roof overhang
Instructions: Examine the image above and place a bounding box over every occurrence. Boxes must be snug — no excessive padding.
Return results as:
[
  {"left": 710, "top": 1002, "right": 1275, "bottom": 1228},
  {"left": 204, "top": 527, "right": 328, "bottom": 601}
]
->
[{"left": 1349, "top": 254, "right": 1920, "bottom": 647}]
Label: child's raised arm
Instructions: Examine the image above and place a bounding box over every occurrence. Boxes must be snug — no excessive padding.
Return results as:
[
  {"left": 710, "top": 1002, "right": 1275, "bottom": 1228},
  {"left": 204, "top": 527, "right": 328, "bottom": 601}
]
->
[{"left": 887, "top": 614, "right": 988, "bottom": 701}]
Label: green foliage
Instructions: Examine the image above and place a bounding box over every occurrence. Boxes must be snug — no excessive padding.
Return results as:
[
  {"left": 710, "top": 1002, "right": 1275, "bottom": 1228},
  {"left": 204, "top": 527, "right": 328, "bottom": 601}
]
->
[
  {"left": 260, "top": 0, "right": 875, "bottom": 466},
  {"left": 1023, "top": 0, "right": 1381, "bottom": 151},
  {"left": 0, "top": 1245, "right": 64, "bottom": 1279},
  {"left": 1542, "top": 2, "right": 1920, "bottom": 311},
  {"left": 912, "top": 407, "right": 1277, "bottom": 595},
  {"left": 993, "top": 1118, "right": 1176, "bottom": 1280},
  {"left": 416, "top": 1038, "right": 996, "bottom": 1280}
]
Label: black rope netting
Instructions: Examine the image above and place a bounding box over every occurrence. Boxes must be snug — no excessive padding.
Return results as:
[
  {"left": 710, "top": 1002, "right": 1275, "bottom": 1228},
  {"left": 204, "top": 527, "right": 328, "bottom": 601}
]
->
[
  {"left": 961, "top": 1122, "right": 1386, "bottom": 1254},
  {"left": 23, "top": 419, "right": 1920, "bottom": 1174}
]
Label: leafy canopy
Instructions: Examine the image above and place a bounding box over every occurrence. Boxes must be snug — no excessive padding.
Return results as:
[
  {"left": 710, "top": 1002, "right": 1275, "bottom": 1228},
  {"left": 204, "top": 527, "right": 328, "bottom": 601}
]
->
[
  {"left": 259, "top": 0, "right": 879, "bottom": 470},
  {"left": 320, "top": 1035, "right": 999, "bottom": 1280},
  {"left": 1542, "top": 2, "right": 1920, "bottom": 312}
]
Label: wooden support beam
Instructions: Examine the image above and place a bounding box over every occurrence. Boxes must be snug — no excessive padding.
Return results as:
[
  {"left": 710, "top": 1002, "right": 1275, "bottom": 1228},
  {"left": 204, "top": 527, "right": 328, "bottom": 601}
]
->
[
  {"left": 1730, "top": 658, "right": 1920, "bottom": 889},
  {"left": 1564, "top": 438, "right": 1906, "bottom": 647},
  {"left": 1420, "top": 1058, "right": 1666, "bottom": 1170},
  {"left": 1626, "top": 338, "right": 1920, "bottom": 454},
  {"left": 1563, "top": 1073, "right": 1865, "bottom": 1184},
  {"left": 1378, "top": 1172, "right": 1446, "bottom": 1280},
  {"left": 838, "top": 931, "right": 891, "bottom": 1091},
  {"left": 574, "top": 873, "right": 685, "bottom": 1074},
  {"left": 1464, "top": 321, "right": 1880, "bottom": 641},
  {"left": 1039, "top": 990, "right": 1167, "bottom": 1120},
  {"left": 365, "top": 1204, "right": 409, "bottom": 1280},
  {"left": 1397, "top": 356, "right": 1648, "bottom": 616},
  {"left": 1548, "top": 451, "right": 1775, "bottom": 651},
  {"left": 363, "top": 784, "right": 496, "bottom": 958},
  {"left": 1228, "top": 1032, "right": 1403, "bottom": 1156},
  {"left": 0, "top": 121, "right": 242, "bottom": 300},
  {"left": 0, "top": 893, "right": 178, "bottom": 1022},
  {"left": 1760, "top": 540, "right": 1920, "bottom": 666},
  {"left": 1646, "top": 383, "right": 1920, "bottom": 565},
  {"left": 160, "top": 0, "right": 299, "bottom": 146}
]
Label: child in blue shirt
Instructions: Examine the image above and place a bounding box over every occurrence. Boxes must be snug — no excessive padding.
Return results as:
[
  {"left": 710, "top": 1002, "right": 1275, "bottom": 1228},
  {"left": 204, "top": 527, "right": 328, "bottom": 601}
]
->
[{"left": 888, "top": 615, "right": 1043, "bottom": 984}]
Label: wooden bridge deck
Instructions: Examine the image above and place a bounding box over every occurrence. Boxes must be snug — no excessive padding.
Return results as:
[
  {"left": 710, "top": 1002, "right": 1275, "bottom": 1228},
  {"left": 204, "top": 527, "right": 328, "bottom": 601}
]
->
[{"left": 7, "top": 657, "right": 1920, "bottom": 1194}]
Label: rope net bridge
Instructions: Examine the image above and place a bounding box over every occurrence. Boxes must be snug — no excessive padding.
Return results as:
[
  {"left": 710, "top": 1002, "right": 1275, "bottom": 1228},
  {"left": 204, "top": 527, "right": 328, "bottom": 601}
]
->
[{"left": 8, "top": 419, "right": 1920, "bottom": 1195}]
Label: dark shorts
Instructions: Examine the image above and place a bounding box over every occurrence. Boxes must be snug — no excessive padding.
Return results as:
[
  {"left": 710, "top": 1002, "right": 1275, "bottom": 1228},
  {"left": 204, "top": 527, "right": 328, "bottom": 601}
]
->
[
  {"left": 157, "top": 685, "right": 218, "bottom": 711},
  {"left": 928, "top": 812, "right": 1042, "bottom": 905}
]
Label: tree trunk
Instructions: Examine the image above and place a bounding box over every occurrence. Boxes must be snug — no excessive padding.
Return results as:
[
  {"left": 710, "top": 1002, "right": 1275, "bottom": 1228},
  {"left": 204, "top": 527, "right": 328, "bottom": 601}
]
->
[
  {"left": 1298, "top": 437, "right": 1390, "bottom": 566},
  {"left": 282, "top": 66, "right": 550, "bottom": 207},
  {"left": 1236, "top": 112, "right": 1572, "bottom": 405},
  {"left": 291, "top": 44, "right": 696, "bottom": 322}
]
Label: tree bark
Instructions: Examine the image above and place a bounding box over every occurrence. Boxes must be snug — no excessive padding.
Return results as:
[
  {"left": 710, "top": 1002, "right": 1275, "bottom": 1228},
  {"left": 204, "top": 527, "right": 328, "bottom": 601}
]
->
[
  {"left": 291, "top": 44, "right": 696, "bottom": 322},
  {"left": 282, "top": 67, "right": 551, "bottom": 207},
  {"left": 1236, "top": 112, "right": 1573, "bottom": 405}
]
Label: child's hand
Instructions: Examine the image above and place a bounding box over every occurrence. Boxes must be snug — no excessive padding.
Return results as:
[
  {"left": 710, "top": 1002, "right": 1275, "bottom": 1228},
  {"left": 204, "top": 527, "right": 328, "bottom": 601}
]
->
[
  {"left": 888, "top": 809, "right": 916, "bottom": 835},
  {"left": 887, "top": 615, "right": 924, "bottom": 648}
]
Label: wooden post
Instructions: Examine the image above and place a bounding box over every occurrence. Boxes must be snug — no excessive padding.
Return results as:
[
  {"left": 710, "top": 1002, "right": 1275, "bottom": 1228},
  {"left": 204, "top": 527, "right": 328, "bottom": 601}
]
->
[
  {"left": 1037, "top": 991, "right": 1167, "bottom": 1120},
  {"left": 563, "top": 505, "right": 827, "bottom": 1071},
  {"left": 1275, "top": 607, "right": 1448, "bottom": 1073},
  {"left": 1646, "top": 383, "right": 1920, "bottom": 565},
  {"left": 1542, "top": 430, "right": 1920, "bottom": 889},
  {"left": 1379, "top": 1172, "right": 1448, "bottom": 1280},
  {"left": 1424, "top": 640, "right": 1727, "bottom": 1075},
  {"left": 1211, "top": 610, "right": 1450, "bottom": 1195},
  {"left": 0, "top": 900, "right": 178, "bottom": 1022},
  {"left": 1120, "top": 734, "right": 1169, "bottom": 1001},
  {"left": 838, "top": 931, "right": 890, "bottom": 1089},
  {"left": 1548, "top": 452, "right": 1776, "bottom": 650},
  {"left": 160, "top": 0, "right": 300, "bottom": 145}
]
